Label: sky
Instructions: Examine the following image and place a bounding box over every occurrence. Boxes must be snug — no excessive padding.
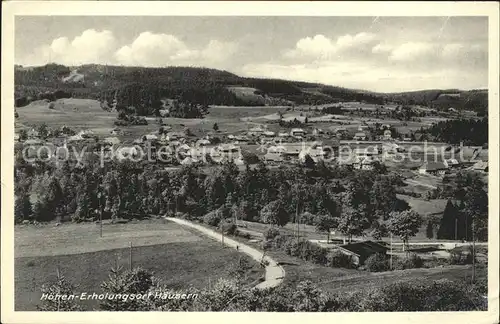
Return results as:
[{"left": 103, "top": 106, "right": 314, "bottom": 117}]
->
[{"left": 15, "top": 16, "right": 488, "bottom": 92}]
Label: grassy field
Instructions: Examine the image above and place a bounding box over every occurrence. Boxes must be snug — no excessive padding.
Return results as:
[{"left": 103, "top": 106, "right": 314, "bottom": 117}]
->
[
  {"left": 397, "top": 194, "right": 447, "bottom": 216},
  {"left": 15, "top": 219, "right": 264, "bottom": 311}
]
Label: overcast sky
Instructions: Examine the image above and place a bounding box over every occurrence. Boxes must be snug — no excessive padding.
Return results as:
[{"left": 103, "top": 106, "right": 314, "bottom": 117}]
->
[{"left": 15, "top": 16, "right": 488, "bottom": 92}]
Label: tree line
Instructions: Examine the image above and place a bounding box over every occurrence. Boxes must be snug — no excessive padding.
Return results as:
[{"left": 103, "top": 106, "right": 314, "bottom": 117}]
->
[{"left": 38, "top": 265, "right": 486, "bottom": 311}]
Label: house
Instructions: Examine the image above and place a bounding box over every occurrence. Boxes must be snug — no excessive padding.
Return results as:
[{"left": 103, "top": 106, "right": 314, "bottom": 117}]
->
[
  {"left": 196, "top": 139, "right": 211, "bottom": 146},
  {"left": 78, "top": 130, "right": 94, "bottom": 138},
  {"left": 103, "top": 137, "right": 121, "bottom": 146},
  {"left": 264, "top": 151, "right": 285, "bottom": 163},
  {"left": 262, "top": 130, "right": 276, "bottom": 138},
  {"left": 472, "top": 160, "right": 488, "bottom": 172},
  {"left": 444, "top": 158, "right": 460, "bottom": 168},
  {"left": 312, "top": 128, "right": 324, "bottom": 136},
  {"left": 278, "top": 132, "right": 290, "bottom": 138},
  {"left": 67, "top": 134, "right": 84, "bottom": 142},
  {"left": 290, "top": 128, "right": 306, "bottom": 138},
  {"left": 159, "top": 109, "right": 170, "bottom": 117},
  {"left": 233, "top": 135, "right": 249, "bottom": 144},
  {"left": 212, "top": 144, "right": 242, "bottom": 163},
  {"left": 358, "top": 125, "right": 369, "bottom": 132},
  {"left": 180, "top": 156, "right": 196, "bottom": 166},
  {"left": 354, "top": 147, "right": 379, "bottom": 158},
  {"left": 299, "top": 144, "right": 326, "bottom": 163},
  {"left": 116, "top": 146, "right": 140, "bottom": 160},
  {"left": 353, "top": 132, "right": 366, "bottom": 141},
  {"left": 27, "top": 128, "right": 40, "bottom": 139},
  {"left": 352, "top": 156, "right": 378, "bottom": 170},
  {"left": 448, "top": 107, "right": 458, "bottom": 113},
  {"left": 248, "top": 126, "right": 265, "bottom": 137},
  {"left": 383, "top": 129, "right": 392, "bottom": 140},
  {"left": 334, "top": 241, "right": 389, "bottom": 265},
  {"left": 419, "top": 161, "right": 448, "bottom": 176},
  {"left": 143, "top": 134, "right": 158, "bottom": 142},
  {"left": 23, "top": 138, "right": 43, "bottom": 146},
  {"left": 165, "top": 132, "right": 184, "bottom": 142}
]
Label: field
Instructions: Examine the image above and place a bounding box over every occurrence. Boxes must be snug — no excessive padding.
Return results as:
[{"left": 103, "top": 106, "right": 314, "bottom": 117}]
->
[{"left": 15, "top": 219, "right": 264, "bottom": 311}]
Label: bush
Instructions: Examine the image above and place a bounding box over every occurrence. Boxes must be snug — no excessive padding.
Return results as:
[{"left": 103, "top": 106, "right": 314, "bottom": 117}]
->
[
  {"left": 448, "top": 249, "right": 474, "bottom": 265},
  {"left": 241, "top": 151, "right": 260, "bottom": 165},
  {"left": 114, "top": 119, "right": 129, "bottom": 126},
  {"left": 219, "top": 219, "right": 237, "bottom": 235},
  {"left": 364, "top": 253, "right": 390, "bottom": 272},
  {"left": 326, "top": 250, "right": 355, "bottom": 268},
  {"left": 355, "top": 279, "right": 487, "bottom": 311},
  {"left": 264, "top": 228, "right": 281, "bottom": 240},
  {"left": 235, "top": 230, "right": 251, "bottom": 240},
  {"left": 203, "top": 211, "right": 222, "bottom": 227},
  {"left": 394, "top": 253, "right": 424, "bottom": 270},
  {"left": 261, "top": 240, "right": 273, "bottom": 250}
]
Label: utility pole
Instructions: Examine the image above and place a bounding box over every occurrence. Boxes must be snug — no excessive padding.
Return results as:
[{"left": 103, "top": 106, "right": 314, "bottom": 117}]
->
[
  {"left": 390, "top": 232, "right": 393, "bottom": 270},
  {"left": 98, "top": 187, "right": 103, "bottom": 237},
  {"left": 472, "top": 221, "right": 476, "bottom": 283},
  {"left": 129, "top": 241, "right": 133, "bottom": 270},
  {"left": 455, "top": 218, "right": 458, "bottom": 241}
]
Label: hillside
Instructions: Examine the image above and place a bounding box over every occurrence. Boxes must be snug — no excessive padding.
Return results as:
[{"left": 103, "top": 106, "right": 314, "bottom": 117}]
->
[
  {"left": 381, "top": 89, "right": 488, "bottom": 115},
  {"left": 14, "top": 64, "right": 488, "bottom": 114}
]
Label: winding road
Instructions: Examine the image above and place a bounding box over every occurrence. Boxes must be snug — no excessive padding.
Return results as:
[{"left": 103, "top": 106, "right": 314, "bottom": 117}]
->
[{"left": 164, "top": 217, "right": 285, "bottom": 290}]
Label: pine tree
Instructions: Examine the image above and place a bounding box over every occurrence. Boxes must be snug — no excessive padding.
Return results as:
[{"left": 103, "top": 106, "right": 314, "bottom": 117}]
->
[
  {"left": 426, "top": 220, "right": 434, "bottom": 239},
  {"left": 37, "top": 269, "right": 81, "bottom": 311},
  {"left": 437, "top": 200, "right": 458, "bottom": 239},
  {"left": 15, "top": 192, "right": 32, "bottom": 223}
]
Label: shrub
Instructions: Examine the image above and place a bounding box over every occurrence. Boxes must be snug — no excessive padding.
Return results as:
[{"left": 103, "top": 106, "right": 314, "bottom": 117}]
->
[
  {"left": 355, "top": 279, "right": 487, "bottom": 311},
  {"left": 261, "top": 240, "right": 273, "bottom": 251},
  {"left": 394, "top": 253, "right": 424, "bottom": 270},
  {"left": 364, "top": 253, "right": 390, "bottom": 272},
  {"left": 264, "top": 228, "right": 281, "bottom": 240},
  {"left": 114, "top": 119, "right": 129, "bottom": 126},
  {"left": 448, "top": 249, "right": 474, "bottom": 265},
  {"left": 241, "top": 151, "right": 260, "bottom": 165},
  {"left": 235, "top": 230, "right": 251, "bottom": 240},
  {"left": 306, "top": 244, "right": 328, "bottom": 264},
  {"left": 100, "top": 266, "right": 154, "bottom": 311},
  {"left": 203, "top": 211, "right": 222, "bottom": 227},
  {"left": 219, "top": 219, "right": 237, "bottom": 235},
  {"left": 326, "top": 250, "right": 355, "bottom": 268}
]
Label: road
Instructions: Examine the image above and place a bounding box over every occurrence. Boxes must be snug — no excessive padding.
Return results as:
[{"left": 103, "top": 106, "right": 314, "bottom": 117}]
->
[{"left": 165, "top": 217, "right": 285, "bottom": 290}]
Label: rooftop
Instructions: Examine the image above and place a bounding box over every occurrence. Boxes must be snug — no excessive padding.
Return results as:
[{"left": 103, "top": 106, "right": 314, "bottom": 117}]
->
[{"left": 338, "top": 241, "right": 388, "bottom": 257}]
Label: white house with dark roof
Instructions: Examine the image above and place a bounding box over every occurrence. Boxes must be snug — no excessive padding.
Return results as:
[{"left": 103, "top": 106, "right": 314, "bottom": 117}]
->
[
  {"left": 419, "top": 161, "right": 448, "bottom": 176},
  {"left": 290, "top": 128, "right": 306, "bottom": 137},
  {"left": 472, "top": 160, "right": 488, "bottom": 172},
  {"left": 353, "top": 132, "right": 367, "bottom": 141}
]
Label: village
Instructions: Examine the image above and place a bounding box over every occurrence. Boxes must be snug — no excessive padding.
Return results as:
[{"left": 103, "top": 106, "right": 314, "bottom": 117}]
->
[{"left": 17, "top": 108, "right": 489, "bottom": 177}]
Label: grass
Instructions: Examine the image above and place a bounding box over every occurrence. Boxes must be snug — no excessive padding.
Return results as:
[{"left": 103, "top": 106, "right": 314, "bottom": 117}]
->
[
  {"left": 15, "top": 219, "right": 204, "bottom": 258},
  {"left": 15, "top": 219, "right": 264, "bottom": 311},
  {"left": 396, "top": 194, "right": 447, "bottom": 216}
]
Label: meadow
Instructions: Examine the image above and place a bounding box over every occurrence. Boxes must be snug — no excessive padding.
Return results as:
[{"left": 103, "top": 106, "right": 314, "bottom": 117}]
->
[{"left": 15, "top": 219, "right": 264, "bottom": 311}]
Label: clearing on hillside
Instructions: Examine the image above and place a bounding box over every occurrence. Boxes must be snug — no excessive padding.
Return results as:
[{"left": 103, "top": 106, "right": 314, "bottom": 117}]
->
[{"left": 15, "top": 219, "right": 264, "bottom": 311}]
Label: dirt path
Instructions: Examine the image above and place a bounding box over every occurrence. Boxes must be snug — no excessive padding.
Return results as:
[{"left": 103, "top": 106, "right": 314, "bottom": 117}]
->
[{"left": 165, "top": 217, "right": 285, "bottom": 290}]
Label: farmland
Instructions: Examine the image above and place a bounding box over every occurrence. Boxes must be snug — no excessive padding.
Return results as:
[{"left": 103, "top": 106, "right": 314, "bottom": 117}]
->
[{"left": 15, "top": 219, "right": 264, "bottom": 311}]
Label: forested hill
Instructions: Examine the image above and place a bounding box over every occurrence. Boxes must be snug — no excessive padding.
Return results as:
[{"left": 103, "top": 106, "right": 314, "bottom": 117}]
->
[{"left": 14, "top": 64, "right": 488, "bottom": 114}]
